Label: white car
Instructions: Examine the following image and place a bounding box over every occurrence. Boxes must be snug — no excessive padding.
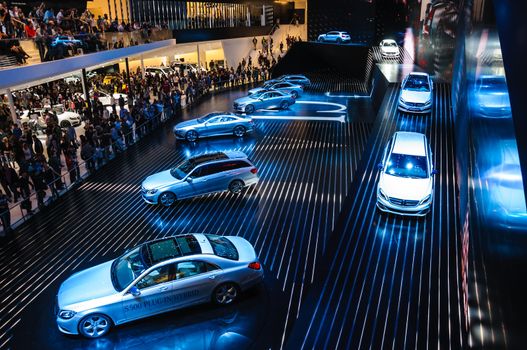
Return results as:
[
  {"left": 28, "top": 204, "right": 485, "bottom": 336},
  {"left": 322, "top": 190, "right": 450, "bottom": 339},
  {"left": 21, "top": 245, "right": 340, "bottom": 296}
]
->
[
  {"left": 398, "top": 72, "right": 433, "bottom": 113},
  {"left": 20, "top": 105, "right": 82, "bottom": 128},
  {"left": 145, "top": 66, "right": 175, "bottom": 78},
  {"left": 379, "top": 39, "right": 400, "bottom": 58},
  {"left": 317, "top": 31, "right": 351, "bottom": 43},
  {"left": 376, "top": 131, "right": 438, "bottom": 216},
  {"left": 92, "top": 89, "right": 128, "bottom": 106}
]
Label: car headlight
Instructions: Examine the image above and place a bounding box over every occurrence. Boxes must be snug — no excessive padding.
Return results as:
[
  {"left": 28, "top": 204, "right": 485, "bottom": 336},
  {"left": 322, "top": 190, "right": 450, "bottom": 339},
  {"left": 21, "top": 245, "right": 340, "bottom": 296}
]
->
[
  {"left": 420, "top": 194, "right": 432, "bottom": 204},
  {"left": 399, "top": 97, "right": 406, "bottom": 104},
  {"left": 424, "top": 99, "right": 432, "bottom": 106},
  {"left": 59, "top": 310, "right": 76, "bottom": 319},
  {"left": 147, "top": 189, "right": 158, "bottom": 195}
]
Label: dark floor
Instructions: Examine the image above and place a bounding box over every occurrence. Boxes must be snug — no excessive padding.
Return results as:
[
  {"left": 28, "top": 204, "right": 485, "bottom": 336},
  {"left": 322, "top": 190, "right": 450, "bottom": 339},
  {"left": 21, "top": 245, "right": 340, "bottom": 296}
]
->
[
  {"left": 286, "top": 83, "right": 465, "bottom": 349},
  {"left": 0, "top": 86, "right": 374, "bottom": 350}
]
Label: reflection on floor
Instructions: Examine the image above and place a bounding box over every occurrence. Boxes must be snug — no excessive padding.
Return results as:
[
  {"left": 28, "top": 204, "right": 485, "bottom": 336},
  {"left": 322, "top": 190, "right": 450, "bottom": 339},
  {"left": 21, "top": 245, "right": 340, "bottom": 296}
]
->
[
  {"left": 287, "top": 83, "right": 465, "bottom": 349},
  {"left": 0, "top": 87, "right": 373, "bottom": 349}
]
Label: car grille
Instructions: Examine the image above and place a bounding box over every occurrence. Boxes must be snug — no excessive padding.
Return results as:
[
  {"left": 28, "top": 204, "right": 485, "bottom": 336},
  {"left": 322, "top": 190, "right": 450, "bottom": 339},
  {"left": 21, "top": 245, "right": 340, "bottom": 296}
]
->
[
  {"left": 389, "top": 197, "right": 420, "bottom": 207},
  {"left": 405, "top": 101, "right": 425, "bottom": 107}
]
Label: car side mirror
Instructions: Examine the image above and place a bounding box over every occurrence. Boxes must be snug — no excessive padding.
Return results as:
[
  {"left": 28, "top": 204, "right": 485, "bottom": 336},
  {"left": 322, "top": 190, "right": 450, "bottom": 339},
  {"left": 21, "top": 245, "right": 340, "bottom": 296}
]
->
[
  {"left": 186, "top": 176, "right": 193, "bottom": 183},
  {"left": 130, "top": 286, "right": 141, "bottom": 297},
  {"left": 377, "top": 163, "right": 383, "bottom": 171},
  {"left": 432, "top": 169, "right": 439, "bottom": 175}
]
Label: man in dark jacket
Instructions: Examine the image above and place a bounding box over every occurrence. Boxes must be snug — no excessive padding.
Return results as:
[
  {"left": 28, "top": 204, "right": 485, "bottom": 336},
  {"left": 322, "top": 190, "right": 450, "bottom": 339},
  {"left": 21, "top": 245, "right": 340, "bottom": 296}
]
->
[{"left": 0, "top": 191, "right": 11, "bottom": 237}]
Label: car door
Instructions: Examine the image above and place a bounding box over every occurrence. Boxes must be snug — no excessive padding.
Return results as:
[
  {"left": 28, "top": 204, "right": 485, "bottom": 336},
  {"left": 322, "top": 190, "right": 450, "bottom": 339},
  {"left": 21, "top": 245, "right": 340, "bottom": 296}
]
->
[
  {"left": 121, "top": 263, "right": 176, "bottom": 322},
  {"left": 328, "top": 32, "right": 338, "bottom": 42},
  {"left": 203, "top": 116, "right": 223, "bottom": 136},
  {"left": 186, "top": 163, "right": 224, "bottom": 196},
  {"left": 171, "top": 260, "right": 223, "bottom": 307}
]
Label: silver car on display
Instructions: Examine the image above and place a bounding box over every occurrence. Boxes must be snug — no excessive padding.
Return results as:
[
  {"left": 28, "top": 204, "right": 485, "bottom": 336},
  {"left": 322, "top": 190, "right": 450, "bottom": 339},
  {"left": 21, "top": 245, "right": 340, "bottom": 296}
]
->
[
  {"left": 398, "top": 72, "right": 434, "bottom": 113},
  {"left": 56, "top": 233, "right": 264, "bottom": 338},
  {"left": 233, "top": 90, "right": 295, "bottom": 114},
  {"left": 376, "top": 131, "right": 438, "bottom": 216},
  {"left": 173, "top": 112, "right": 254, "bottom": 142},
  {"left": 379, "top": 39, "right": 400, "bottom": 58},
  {"left": 141, "top": 151, "right": 259, "bottom": 206},
  {"left": 317, "top": 31, "right": 351, "bottom": 43},
  {"left": 264, "top": 74, "right": 311, "bottom": 87},
  {"left": 248, "top": 81, "right": 303, "bottom": 98}
]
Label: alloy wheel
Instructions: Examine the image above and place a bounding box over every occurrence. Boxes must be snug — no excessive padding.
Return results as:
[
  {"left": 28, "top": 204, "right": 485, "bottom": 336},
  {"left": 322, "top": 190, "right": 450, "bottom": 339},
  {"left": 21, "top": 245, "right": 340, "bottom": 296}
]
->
[
  {"left": 79, "top": 314, "right": 111, "bottom": 338},
  {"left": 229, "top": 180, "right": 244, "bottom": 194},
  {"left": 186, "top": 130, "right": 198, "bottom": 142},
  {"left": 159, "top": 192, "right": 176, "bottom": 206},
  {"left": 214, "top": 283, "right": 238, "bottom": 305},
  {"left": 245, "top": 105, "right": 255, "bottom": 114},
  {"left": 233, "top": 126, "right": 246, "bottom": 137}
]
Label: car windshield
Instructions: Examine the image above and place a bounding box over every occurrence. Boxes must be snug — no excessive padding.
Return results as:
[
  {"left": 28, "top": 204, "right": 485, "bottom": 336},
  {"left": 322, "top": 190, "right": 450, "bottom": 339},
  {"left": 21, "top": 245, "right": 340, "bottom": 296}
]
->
[
  {"left": 404, "top": 77, "right": 430, "bottom": 92},
  {"left": 52, "top": 105, "right": 65, "bottom": 114},
  {"left": 384, "top": 42, "right": 397, "bottom": 47},
  {"left": 205, "top": 234, "right": 239, "bottom": 260},
  {"left": 385, "top": 153, "right": 428, "bottom": 179},
  {"left": 111, "top": 247, "right": 147, "bottom": 291},
  {"left": 197, "top": 112, "right": 221, "bottom": 123},
  {"left": 170, "top": 159, "right": 196, "bottom": 179},
  {"left": 478, "top": 77, "right": 507, "bottom": 91},
  {"left": 251, "top": 91, "right": 266, "bottom": 98}
]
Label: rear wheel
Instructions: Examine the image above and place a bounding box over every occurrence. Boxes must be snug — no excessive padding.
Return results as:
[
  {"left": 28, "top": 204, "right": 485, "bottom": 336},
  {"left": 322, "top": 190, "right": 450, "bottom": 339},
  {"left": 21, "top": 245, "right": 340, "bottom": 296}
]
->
[
  {"left": 78, "top": 314, "right": 112, "bottom": 338},
  {"left": 291, "top": 90, "right": 299, "bottom": 99},
  {"left": 212, "top": 282, "right": 240, "bottom": 305},
  {"left": 280, "top": 100, "right": 290, "bottom": 110},
  {"left": 229, "top": 180, "right": 244, "bottom": 194},
  {"left": 233, "top": 125, "right": 246, "bottom": 137},
  {"left": 60, "top": 120, "right": 71, "bottom": 128},
  {"left": 245, "top": 104, "right": 255, "bottom": 115},
  {"left": 185, "top": 130, "right": 198, "bottom": 142},
  {"left": 158, "top": 192, "right": 176, "bottom": 207}
]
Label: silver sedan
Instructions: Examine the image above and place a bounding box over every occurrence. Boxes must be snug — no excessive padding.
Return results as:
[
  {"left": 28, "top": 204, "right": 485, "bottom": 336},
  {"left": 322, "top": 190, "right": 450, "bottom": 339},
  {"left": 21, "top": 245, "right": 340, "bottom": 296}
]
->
[
  {"left": 233, "top": 90, "right": 296, "bottom": 114},
  {"left": 56, "top": 233, "right": 264, "bottom": 338},
  {"left": 248, "top": 81, "right": 304, "bottom": 98},
  {"left": 173, "top": 112, "right": 254, "bottom": 142}
]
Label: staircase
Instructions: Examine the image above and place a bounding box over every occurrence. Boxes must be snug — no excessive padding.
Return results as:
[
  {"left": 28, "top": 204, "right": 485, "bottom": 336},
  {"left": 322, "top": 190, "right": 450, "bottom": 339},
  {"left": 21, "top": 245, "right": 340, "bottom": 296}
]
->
[{"left": 0, "top": 54, "right": 18, "bottom": 69}]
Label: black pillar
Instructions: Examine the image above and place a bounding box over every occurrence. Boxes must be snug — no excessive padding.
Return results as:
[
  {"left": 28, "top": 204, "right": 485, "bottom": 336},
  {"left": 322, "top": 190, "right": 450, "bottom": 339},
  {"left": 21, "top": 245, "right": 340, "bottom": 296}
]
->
[
  {"left": 81, "top": 68, "right": 93, "bottom": 120},
  {"left": 125, "top": 57, "right": 133, "bottom": 107}
]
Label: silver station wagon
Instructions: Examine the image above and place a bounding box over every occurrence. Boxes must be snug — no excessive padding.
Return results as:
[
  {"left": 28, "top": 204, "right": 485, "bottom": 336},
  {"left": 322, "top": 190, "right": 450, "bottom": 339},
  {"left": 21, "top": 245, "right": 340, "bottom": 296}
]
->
[
  {"left": 141, "top": 151, "right": 259, "bottom": 206},
  {"left": 56, "top": 233, "right": 264, "bottom": 338},
  {"left": 233, "top": 89, "right": 295, "bottom": 114},
  {"left": 173, "top": 112, "right": 254, "bottom": 142}
]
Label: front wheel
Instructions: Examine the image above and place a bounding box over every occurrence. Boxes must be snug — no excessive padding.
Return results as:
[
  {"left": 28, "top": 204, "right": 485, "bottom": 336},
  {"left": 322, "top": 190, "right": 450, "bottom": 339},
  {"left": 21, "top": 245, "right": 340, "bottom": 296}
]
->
[
  {"left": 158, "top": 192, "right": 176, "bottom": 207},
  {"left": 291, "top": 90, "right": 299, "bottom": 99},
  {"left": 337, "top": 38, "right": 342, "bottom": 44},
  {"left": 78, "top": 314, "right": 112, "bottom": 338},
  {"left": 185, "top": 130, "right": 198, "bottom": 142},
  {"left": 229, "top": 180, "right": 244, "bottom": 194},
  {"left": 244, "top": 104, "right": 255, "bottom": 115},
  {"left": 60, "top": 120, "right": 71, "bottom": 128},
  {"left": 212, "top": 282, "right": 240, "bottom": 305},
  {"left": 233, "top": 125, "right": 246, "bottom": 137},
  {"left": 280, "top": 100, "right": 290, "bottom": 110}
]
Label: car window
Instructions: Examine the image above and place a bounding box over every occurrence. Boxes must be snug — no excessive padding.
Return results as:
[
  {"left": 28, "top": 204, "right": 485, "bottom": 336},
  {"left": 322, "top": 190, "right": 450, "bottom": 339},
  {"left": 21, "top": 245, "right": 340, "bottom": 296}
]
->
[
  {"left": 261, "top": 93, "right": 270, "bottom": 99},
  {"left": 385, "top": 153, "right": 429, "bottom": 179},
  {"left": 328, "top": 32, "right": 338, "bottom": 35},
  {"left": 175, "top": 261, "right": 209, "bottom": 280},
  {"left": 136, "top": 263, "right": 176, "bottom": 289},
  {"left": 193, "top": 163, "right": 218, "bottom": 178},
  {"left": 205, "top": 234, "right": 239, "bottom": 260},
  {"left": 207, "top": 117, "right": 220, "bottom": 124}
]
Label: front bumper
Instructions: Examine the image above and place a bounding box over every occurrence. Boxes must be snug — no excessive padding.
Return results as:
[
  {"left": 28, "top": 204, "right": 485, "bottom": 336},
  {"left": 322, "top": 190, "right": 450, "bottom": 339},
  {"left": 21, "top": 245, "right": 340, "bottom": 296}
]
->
[
  {"left": 57, "top": 315, "right": 81, "bottom": 335},
  {"left": 376, "top": 195, "right": 431, "bottom": 217},
  {"left": 381, "top": 51, "right": 400, "bottom": 58},
  {"left": 233, "top": 105, "right": 248, "bottom": 113},
  {"left": 398, "top": 100, "right": 432, "bottom": 114},
  {"left": 141, "top": 189, "right": 160, "bottom": 204}
]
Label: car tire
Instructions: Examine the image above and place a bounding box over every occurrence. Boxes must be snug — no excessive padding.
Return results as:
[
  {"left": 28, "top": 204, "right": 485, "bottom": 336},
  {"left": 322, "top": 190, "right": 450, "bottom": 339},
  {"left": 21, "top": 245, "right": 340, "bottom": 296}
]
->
[
  {"left": 291, "top": 91, "right": 299, "bottom": 99},
  {"left": 212, "top": 282, "right": 240, "bottom": 305},
  {"left": 185, "top": 130, "right": 198, "bottom": 142},
  {"left": 280, "top": 101, "right": 290, "bottom": 110},
  {"left": 233, "top": 125, "right": 246, "bottom": 138},
  {"left": 60, "top": 120, "right": 71, "bottom": 128},
  {"left": 245, "top": 105, "right": 255, "bottom": 115},
  {"left": 78, "top": 314, "right": 112, "bottom": 338},
  {"left": 229, "top": 180, "right": 244, "bottom": 194},
  {"left": 158, "top": 192, "right": 176, "bottom": 207}
]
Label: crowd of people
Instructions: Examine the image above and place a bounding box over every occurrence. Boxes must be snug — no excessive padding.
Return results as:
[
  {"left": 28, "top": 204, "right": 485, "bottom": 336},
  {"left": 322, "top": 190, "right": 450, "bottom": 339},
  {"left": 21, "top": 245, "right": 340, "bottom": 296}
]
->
[
  {"left": 0, "top": 2, "right": 165, "bottom": 63},
  {"left": 0, "top": 54, "right": 280, "bottom": 237}
]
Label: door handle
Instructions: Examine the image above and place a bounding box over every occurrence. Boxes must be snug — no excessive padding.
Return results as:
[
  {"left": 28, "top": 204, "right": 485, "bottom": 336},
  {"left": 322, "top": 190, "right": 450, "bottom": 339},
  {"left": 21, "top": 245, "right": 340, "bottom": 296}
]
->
[
  {"left": 208, "top": 275, "right": 217, "bottom": 280},
  {"left": 159, "top": 286, "right": 169, "bottom": 291}
]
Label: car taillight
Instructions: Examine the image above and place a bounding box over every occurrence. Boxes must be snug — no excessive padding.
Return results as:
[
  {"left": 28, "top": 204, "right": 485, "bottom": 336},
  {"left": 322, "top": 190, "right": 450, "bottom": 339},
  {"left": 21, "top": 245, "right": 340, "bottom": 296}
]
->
[
  {"left": 250, "top": 168, "right": 258, "bottom": 174},
  {"left": 248, "top": 262, "right": 261, "bottom": 270}
]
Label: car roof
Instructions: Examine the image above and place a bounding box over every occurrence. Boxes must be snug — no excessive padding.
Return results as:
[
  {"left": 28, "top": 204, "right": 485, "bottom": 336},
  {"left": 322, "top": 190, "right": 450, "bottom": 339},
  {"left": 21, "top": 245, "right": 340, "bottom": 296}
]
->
[
  {"left": 140, "top": 234, "right": 203, "bottom": 266},
  {"left": 392, "top": 132, "right": 427, "bottom": 156},
  {"left": 382, "top": 39, "right": 397, "bottom": 43},
  {"left": 408, "top": 72, "right": 429, "bottom": 78}
]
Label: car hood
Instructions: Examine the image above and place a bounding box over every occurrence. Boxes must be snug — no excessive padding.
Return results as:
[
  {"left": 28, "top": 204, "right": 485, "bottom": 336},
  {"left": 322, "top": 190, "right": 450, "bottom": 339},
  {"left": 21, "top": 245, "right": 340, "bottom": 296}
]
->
[
  {"left": 379, "top": 173, "right": 432, "bottom": 201},
  {"left": 234, "top": 96, "right": 258, "bottom": 105},
  {"left": 113, "top": 93, "right": 128, "bottom": 100},
  {"left": 142, "top": 169, "right": 178, "bottom": 190},
  {"left": 248, "top": 87, "right": 265, "bottom": 95},
  {"left": 175, "top": 119, "right": 199, "bottom": 130},
  {"left": 58, "top": 261, "right": 116, "bottom": 307},
  {"left": 401, "top": 89, "right": 431, "bottom": 104},
  {"left": 58, "top": 111, "right": 81, "bottom": 119}
]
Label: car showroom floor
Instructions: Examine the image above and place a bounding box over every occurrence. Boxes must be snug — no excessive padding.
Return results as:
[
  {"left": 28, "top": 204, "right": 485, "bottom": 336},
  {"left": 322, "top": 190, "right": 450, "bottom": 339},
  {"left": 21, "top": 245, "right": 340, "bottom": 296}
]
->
[{"left": 0, "top": 73, "right": 464, "bottom": 350}]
